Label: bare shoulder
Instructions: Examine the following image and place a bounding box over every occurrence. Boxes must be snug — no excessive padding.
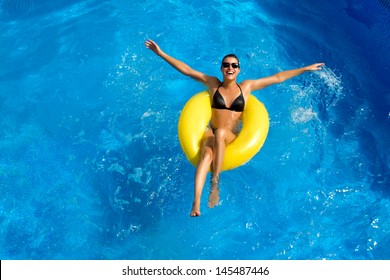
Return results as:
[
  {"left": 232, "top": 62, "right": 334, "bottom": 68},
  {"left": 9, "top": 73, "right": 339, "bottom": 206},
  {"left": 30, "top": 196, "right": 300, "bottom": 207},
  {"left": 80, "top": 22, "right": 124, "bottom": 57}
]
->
[
  {"left": 205, "top": 76, "right": 221, "bottom": 92},
  {"left": 240, "top": 77, "right": 276, "bottom": 92},
  {"left": 239, "top": 80, "right": 254, "bottom": 96},
  {"left": 206, "top": 75, "right": 221, "bottom": 86}
]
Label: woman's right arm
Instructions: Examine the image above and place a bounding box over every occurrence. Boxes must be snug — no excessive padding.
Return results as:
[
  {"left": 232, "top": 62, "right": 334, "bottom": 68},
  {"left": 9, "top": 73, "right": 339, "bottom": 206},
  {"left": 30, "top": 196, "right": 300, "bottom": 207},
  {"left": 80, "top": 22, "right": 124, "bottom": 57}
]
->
[{"left": 145, "top": 39, "right": 216, "bottom": 86}]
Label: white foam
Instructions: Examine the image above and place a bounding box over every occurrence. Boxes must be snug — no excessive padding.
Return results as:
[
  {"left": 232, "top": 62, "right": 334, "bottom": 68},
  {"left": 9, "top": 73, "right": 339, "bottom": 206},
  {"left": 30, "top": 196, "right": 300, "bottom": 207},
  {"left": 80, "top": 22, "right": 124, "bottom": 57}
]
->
[{"left": 292, "top": 107, "right": 319, "bottom": 123}]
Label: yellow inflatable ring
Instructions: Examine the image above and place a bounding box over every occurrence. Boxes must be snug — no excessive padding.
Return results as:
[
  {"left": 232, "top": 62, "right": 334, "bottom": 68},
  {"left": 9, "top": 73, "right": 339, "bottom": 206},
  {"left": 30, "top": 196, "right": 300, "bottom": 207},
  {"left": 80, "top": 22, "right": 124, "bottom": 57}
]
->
[{"left": 178, "top": 90, "right": 269, "bottom": 171}]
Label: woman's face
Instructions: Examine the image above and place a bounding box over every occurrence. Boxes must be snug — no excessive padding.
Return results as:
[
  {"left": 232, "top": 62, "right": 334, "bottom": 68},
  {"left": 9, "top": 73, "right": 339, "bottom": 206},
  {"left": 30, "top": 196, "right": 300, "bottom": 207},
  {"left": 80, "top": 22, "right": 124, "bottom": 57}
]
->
[{"left": 220, "top": 57, "right": 240, "bottom": 81}]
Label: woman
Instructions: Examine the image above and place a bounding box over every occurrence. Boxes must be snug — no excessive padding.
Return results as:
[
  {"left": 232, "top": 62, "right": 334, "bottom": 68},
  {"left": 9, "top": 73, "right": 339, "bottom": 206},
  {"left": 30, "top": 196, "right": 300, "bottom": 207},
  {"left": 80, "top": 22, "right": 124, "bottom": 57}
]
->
[{"left": 145, "top": 39, "right": 324, "bottom": 217}]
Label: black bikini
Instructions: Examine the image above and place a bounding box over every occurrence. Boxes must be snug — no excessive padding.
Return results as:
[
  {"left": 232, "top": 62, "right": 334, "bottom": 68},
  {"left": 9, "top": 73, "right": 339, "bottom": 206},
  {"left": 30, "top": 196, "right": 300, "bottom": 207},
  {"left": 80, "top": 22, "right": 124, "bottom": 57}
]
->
[{"left": 211, "top": 83, "right": 245, "bottom": 112}]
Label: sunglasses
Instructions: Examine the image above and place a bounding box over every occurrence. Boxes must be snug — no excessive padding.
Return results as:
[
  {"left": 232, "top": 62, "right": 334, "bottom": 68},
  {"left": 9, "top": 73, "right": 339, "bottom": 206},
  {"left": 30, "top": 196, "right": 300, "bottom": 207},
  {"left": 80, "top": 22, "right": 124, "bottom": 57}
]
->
[{"left": 221, "top": 62, "right": 240, "bottom": 68}]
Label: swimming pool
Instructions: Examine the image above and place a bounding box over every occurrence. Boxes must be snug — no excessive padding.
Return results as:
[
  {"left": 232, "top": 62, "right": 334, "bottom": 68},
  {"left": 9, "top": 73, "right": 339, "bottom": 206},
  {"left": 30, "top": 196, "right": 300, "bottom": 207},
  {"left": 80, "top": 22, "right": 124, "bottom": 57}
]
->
[{"left": 0, "top": 0, "right": 389, "bottom": 260}]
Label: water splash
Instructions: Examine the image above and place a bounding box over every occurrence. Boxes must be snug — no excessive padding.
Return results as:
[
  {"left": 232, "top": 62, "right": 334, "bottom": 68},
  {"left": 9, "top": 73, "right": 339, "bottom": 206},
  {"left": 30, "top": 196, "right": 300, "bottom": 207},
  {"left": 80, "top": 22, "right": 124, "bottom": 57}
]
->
[
  {"left": 317, "top": 67, "right": 343, "bottom": 94},
  {"left": 291, "top": 107, "right": 319, "bottom": 123}
]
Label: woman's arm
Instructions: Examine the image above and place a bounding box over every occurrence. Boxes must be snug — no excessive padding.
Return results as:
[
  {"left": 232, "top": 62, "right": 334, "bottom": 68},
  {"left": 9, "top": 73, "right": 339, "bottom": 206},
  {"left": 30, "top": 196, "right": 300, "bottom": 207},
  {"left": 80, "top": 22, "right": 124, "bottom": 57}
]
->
[
  {"left": 145, "top": 39, "right": 215, "bottom": 85},
  {"left": 245, "top": 63, "right": 325, "bottom": 92}
]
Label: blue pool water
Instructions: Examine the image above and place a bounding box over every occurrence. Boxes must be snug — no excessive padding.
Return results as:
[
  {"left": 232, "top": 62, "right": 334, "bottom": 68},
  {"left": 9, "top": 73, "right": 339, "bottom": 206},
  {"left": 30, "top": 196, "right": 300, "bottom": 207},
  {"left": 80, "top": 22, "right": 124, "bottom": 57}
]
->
[{"left": 0, "top": 0, "right": 389, "bottom": 260}]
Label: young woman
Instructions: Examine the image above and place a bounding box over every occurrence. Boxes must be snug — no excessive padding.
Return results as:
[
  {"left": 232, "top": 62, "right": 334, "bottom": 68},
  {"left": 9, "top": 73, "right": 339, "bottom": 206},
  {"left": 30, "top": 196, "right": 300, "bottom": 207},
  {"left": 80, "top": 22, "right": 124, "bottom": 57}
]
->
[{"left": 145, "top": 39, "right": 324, "bottom": 217}]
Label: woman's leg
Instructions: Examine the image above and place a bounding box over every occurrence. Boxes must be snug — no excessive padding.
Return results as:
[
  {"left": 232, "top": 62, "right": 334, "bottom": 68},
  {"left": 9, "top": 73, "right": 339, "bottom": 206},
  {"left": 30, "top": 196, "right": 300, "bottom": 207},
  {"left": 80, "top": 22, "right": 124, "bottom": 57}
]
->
[
  {"left": 208, "top": 128, "right": 236, "bottom": 208},
  {"left": 190, "top": 130, "right": 214, "bottom": 217}
]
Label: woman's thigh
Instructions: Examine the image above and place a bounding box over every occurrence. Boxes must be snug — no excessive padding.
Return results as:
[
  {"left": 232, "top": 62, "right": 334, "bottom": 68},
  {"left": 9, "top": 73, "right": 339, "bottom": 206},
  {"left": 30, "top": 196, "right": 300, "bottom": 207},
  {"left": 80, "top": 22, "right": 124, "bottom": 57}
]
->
[
  {"left": 214, "top": 128, "right": 237, "bottom": 145},
  {"left": 201, "top": 128, "right": 214, "bottom": 150}
]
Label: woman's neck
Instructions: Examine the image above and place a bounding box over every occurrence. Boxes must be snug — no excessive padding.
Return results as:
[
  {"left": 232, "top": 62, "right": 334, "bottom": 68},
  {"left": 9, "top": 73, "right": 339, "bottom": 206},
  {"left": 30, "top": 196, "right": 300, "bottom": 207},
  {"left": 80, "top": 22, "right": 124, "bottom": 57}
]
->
[{"left": 221, "top": 79, "right": 237, "bottom": 88}]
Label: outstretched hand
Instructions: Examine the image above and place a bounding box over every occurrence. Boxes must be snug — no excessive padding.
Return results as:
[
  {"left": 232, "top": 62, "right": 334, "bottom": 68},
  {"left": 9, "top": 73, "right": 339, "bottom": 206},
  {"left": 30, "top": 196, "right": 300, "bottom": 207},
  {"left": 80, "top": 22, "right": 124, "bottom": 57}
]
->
[
  {"left": 144, "top": 39, "right": 162, "bottom": 55},
  {"left": 304, "top": 63, "right": 325, "bottom": 71}
]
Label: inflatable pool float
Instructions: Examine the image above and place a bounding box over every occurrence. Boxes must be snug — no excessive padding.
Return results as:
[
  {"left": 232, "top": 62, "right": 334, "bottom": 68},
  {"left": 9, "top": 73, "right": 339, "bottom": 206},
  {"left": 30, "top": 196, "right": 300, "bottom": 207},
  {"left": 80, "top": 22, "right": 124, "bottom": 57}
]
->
[{"left": 178, "top": 91, "right": 269, "bottom": 171}]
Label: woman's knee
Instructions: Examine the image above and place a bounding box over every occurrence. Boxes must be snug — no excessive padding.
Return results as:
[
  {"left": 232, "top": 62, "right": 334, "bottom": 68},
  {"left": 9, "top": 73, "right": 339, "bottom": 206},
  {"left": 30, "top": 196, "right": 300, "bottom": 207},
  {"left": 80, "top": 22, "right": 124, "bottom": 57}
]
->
[
  {"left": 201, "top": 147, "right": 213, "bottom": 163},
  {"left": 214, "top": 128, "right": 229, "bottom": 142}
]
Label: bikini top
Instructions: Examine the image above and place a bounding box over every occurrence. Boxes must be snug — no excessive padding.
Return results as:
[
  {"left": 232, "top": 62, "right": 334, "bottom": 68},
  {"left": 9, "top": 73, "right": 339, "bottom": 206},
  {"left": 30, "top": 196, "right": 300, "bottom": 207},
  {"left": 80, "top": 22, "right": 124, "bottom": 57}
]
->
[{"left": 211, "top": 83, "right": 245, "bottom": 112}]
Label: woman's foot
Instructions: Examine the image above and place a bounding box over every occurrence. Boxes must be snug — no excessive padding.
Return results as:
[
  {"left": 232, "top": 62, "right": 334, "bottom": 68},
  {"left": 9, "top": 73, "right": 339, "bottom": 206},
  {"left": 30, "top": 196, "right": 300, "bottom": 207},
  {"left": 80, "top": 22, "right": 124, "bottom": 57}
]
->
[
  {"left": 208, "top": 186, "right": 220, "bottom": 208},
  {"left": 190, "top": 200, "right": 201, "bottom": 217}
]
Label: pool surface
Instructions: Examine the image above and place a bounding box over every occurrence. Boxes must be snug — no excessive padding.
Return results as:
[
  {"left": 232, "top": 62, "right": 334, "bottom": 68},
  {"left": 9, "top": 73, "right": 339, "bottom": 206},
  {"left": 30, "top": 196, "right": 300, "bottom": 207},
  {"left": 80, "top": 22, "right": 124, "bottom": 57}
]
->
[{"left": 0, "top": 0, "right": 389, "bottom": 259}]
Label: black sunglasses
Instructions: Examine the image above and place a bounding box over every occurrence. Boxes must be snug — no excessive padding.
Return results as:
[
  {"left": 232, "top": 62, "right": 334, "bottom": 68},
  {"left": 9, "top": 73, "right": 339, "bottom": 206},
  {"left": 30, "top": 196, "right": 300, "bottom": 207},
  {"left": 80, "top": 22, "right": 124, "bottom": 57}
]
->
[{"left": 221, "top": 62, "right": 240, "bottom": 68}]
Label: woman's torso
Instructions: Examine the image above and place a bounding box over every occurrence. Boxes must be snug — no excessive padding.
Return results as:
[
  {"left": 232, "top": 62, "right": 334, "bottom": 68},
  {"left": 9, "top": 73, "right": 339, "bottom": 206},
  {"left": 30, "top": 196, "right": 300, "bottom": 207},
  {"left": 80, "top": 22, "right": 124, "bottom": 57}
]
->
[{"left": 209, "top": 81, "right": 250, "bottom": 131}]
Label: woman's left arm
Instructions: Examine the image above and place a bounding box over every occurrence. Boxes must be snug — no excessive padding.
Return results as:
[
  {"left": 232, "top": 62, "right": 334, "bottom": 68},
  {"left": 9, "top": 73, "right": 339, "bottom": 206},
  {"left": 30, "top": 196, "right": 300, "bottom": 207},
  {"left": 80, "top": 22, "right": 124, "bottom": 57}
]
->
[{"left": 246, "top": 63, "right": 325, "bottom": 92}]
